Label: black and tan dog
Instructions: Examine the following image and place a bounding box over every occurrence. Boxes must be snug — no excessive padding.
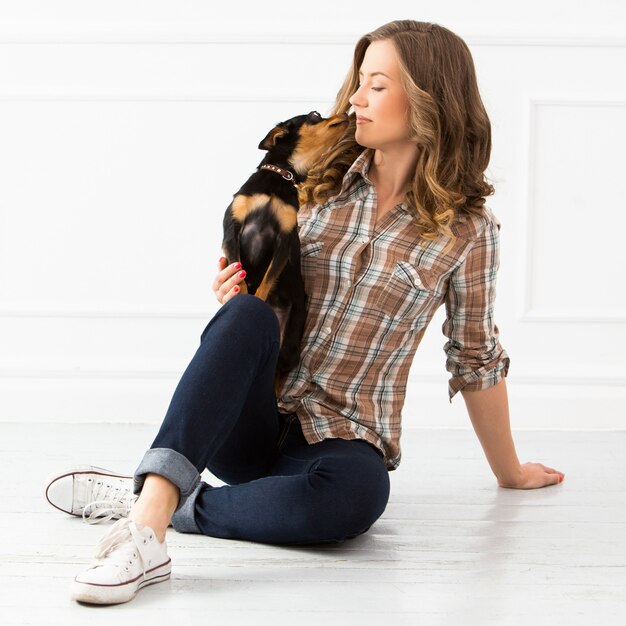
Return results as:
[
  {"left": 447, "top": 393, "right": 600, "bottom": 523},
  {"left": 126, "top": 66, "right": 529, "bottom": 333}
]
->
[{"left": 221, "top": 110, "right": 349, "bottom": 392}]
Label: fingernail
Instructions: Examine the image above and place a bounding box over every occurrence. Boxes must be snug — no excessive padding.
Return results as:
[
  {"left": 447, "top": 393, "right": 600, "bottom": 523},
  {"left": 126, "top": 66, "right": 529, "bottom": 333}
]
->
[
  {"left": 218, "top": 256, "right": 225, "bottom": 263},
  {"left": 239, "top": 271, "right": 246, "bottom": 278},
  {"left": 234, "top": 286, "right": 240, "bottom": 293},
  {"left": 559, "top": 475, "right": 564, "bottom": 482},
  {"left": 234, "top": 262, "right": 242, "bottom": 270}
]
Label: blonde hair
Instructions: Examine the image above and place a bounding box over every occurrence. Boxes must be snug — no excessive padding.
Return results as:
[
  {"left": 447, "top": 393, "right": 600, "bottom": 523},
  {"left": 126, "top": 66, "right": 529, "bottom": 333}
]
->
[{"left": 299, "top": 20, "right": 496, "bottom": 253}]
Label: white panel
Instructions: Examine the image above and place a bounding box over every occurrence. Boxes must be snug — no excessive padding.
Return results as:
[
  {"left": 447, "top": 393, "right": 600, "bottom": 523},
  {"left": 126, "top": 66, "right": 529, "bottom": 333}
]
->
[{"left": 524, "top": 100, "right": 626, "bottom": 322}]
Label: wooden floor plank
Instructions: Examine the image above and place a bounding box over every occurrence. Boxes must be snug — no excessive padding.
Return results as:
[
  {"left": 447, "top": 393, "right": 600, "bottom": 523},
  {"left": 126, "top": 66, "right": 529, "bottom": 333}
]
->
[{"left": 0, "top": 423, "right": 624, "bottom": 625}]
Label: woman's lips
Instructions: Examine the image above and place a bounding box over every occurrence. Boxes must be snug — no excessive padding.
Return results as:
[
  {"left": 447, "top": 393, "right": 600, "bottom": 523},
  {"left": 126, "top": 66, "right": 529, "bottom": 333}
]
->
[{"left": 356, "top": 116, "right": 372, "bottom": 124}]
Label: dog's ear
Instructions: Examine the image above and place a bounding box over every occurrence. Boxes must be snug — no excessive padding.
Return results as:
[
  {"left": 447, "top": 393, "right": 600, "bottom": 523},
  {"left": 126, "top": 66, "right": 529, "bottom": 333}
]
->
[{"left": 258, "top": 125, "right": 289, "bottom": 151}]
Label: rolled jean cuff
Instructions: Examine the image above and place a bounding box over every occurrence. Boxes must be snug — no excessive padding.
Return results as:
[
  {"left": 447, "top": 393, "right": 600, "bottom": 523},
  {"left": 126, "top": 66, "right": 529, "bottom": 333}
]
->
[
  {"left": 132, "top": 447, "right": 201, "bottom": 513},
  {"left": 171, "top": 483, "right": 203, "bottom": 533}
]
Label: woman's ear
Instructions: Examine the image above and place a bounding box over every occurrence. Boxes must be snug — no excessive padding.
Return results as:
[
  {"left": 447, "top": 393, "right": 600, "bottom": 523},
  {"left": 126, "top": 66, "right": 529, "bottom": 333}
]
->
[{"left": 258, "top": 125, "right": 289, "bottom": 151}]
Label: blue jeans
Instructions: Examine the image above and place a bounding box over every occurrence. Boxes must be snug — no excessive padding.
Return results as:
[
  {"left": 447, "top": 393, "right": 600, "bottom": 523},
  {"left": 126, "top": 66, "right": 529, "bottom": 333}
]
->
[{"left": 132, "top": 294, "right": 390, "bottom": 545}]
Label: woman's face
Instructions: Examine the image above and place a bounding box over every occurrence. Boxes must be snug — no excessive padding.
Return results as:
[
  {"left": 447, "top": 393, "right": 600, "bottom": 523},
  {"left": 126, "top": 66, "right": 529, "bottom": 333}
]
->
[{"left": 348, "top": 39, "right": 412, "bottom": 151}]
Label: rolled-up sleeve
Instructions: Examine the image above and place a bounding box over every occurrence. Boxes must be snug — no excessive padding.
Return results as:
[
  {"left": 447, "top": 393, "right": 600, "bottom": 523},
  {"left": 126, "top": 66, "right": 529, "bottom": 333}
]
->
[{"left": 442, "top": 215, "right": 510, "bottom": 403}]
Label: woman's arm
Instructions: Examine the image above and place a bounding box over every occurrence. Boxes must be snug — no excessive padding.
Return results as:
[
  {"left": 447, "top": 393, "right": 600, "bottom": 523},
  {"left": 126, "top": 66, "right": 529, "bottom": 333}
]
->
[{"left": 461, "top": 378, "right": 565, "bottom": 489}]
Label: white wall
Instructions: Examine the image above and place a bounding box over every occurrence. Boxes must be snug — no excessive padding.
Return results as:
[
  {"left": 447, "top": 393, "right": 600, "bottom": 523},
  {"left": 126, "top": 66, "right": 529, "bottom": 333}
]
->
[{"left": 0, "top": 0, "right": 624, "bottom": 428}]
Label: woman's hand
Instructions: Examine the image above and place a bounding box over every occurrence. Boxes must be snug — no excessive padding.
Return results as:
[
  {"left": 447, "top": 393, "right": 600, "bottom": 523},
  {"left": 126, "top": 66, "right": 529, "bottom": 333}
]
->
[
  {"left": 498, "top": 462, "right": 565, "bottom": 489},
  {"left": 212, "top": 256, "right": 247, "bottom": 304}
]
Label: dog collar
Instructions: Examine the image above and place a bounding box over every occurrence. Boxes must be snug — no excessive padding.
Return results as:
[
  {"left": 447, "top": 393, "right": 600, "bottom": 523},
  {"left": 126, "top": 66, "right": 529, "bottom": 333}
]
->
[{"left": 260, "top": 163, "right": 297, "bottom": 186}]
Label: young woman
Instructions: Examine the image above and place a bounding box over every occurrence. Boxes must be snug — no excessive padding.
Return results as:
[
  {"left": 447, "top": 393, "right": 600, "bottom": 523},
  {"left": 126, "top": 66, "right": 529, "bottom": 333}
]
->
[{"left": 46, "top": 20, "right": 564, "bottom": 605}]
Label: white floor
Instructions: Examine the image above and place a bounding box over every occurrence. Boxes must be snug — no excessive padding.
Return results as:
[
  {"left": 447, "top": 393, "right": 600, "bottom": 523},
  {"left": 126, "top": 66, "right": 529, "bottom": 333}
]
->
[{"left": 0, "top": 422, "right": 624, "bottom": 626}]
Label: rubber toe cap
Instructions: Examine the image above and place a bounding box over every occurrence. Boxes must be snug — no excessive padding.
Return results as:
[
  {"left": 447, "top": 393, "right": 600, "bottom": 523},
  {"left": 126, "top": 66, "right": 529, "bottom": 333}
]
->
[{"left": 45, "top": 474, "right": 74, "bottom": 514}]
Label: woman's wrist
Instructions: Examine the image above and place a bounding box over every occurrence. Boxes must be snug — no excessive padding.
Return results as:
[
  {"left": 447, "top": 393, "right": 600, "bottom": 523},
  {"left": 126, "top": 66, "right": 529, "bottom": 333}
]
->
[{"left": 494, "top": 464, "right": 523, "bottom": 488}]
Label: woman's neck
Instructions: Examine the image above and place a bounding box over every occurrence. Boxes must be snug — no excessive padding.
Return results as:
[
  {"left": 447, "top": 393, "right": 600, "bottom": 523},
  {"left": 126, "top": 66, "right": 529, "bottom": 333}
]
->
[{"left": 368, "top": 144, "right": 419, "bottom": 198}]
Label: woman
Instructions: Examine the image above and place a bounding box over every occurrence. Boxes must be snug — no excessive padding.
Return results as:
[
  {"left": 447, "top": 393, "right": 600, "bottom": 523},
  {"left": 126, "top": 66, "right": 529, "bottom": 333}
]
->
[{"left": 47, "top": 20, "right": 564, "bottom": 605}]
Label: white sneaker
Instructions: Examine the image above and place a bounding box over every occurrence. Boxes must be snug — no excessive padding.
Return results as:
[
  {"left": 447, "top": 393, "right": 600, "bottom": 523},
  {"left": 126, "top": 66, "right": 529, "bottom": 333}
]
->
[
  {"left": 45, "top": 465, "right": 136, "bottom": 524},
  {"left": 71, "top": 517, "right": 171, "bottom": 604}
]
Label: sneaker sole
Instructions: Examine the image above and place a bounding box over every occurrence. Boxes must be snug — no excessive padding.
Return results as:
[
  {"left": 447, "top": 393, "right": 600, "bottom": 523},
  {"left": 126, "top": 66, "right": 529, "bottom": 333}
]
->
[
  {"left": 70, "top": 558, "right": 172, "bottom": 605},
  {"left": 44, "top": 465, "right": 133, "bottom": 516}
]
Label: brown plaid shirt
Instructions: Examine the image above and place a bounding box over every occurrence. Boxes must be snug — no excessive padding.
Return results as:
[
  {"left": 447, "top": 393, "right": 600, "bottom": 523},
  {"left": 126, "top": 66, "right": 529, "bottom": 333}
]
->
[{"left": 277, "top": 148, "right": 510, "bottom": 470}]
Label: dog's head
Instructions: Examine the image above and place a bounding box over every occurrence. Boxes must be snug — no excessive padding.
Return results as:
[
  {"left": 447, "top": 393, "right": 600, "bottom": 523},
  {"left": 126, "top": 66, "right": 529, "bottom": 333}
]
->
[{"left": 258, "top": 111, "right": 349, "bottom": 176}]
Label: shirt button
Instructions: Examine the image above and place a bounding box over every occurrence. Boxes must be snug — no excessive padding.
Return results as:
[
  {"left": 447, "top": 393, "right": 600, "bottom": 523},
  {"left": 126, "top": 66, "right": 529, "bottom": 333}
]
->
[{"left": 324, "top": 326, "right": 332, "bottom": 335}]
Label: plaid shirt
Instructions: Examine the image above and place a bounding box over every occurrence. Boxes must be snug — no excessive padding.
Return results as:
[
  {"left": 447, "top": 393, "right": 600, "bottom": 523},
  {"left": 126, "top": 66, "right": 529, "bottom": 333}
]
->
[{"left": 276, "top": 148, "right": 510, "bottom": 470}]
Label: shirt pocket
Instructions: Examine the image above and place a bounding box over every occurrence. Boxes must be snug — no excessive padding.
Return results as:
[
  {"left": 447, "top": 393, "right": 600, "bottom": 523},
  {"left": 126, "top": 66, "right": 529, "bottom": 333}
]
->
[
  {"left": 374, "top": 260, "right": 439, "bottom": 323},
  {"left": 300, "top": 240, "right": 324, "bottom": 296}
]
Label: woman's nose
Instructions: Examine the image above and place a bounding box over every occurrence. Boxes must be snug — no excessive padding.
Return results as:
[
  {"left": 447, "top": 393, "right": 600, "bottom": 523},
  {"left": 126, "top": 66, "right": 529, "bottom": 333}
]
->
[{"left": 349, "top": 85, "right": 365, "bottom": 108}]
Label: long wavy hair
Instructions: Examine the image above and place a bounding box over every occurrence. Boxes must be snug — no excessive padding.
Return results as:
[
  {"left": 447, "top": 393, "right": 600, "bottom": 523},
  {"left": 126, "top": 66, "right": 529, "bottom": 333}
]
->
[{"left": 299, "top": 20, "right": 496, "bottom": 252}]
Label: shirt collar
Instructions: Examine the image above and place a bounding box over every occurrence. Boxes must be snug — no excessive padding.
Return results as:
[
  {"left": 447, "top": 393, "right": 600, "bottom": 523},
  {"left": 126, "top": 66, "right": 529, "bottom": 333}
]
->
[
  {"left": 334, "top": 147, "right": 411, "bottom": 216},
  {"left": 337, "top": 147, "right": 375, "bottom": 196}
]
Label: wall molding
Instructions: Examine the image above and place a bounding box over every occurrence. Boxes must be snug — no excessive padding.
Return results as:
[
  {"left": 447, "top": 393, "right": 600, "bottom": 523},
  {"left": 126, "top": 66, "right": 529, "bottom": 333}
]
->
[
  {"left": 0, "top": 95, "right": 331, "bottom": 103},
  {"left": 520, "top": 97, "right": 626, "bottom": 324},
  {"left": 519, "top": 311, "right": 626, "bottom": 323},
  {"left": 1, "top": 33, "right": 626, "bottom": 47},
  {"left": 0, "top": 308, "right": 212, "bottom": 319},
  {"left": 1, "top": 366, "right": 624, "bottom": 387},
  {"left": 0, "top": 96, "right": 324, "bottom": 321}
]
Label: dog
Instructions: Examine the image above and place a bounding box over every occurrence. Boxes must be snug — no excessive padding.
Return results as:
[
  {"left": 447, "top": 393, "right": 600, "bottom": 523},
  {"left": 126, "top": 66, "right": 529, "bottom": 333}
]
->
[{"left": 221, "top": 110, "right": 349, "bottom": 393}]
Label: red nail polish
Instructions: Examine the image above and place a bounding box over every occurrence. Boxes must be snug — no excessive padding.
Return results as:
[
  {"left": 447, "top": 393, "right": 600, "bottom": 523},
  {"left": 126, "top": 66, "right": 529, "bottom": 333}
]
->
[
  {"left": 234, "top": 286, "right": 239, "bottom": 293},
  {"left": 239, "top": 271, "right": 246, "bottom": 278},
  {"left": 234, "top": 263, "right": 242, "bottom": 270}
]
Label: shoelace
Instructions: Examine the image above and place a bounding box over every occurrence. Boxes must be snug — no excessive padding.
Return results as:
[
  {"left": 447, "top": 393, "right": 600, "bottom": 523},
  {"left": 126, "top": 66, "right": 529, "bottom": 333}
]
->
[
  {"left": 92, "top": 518, "right": 154, "bottom": 581},
  {"left": 82, "top": 478, "right": 137, "bottom": 525}
]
